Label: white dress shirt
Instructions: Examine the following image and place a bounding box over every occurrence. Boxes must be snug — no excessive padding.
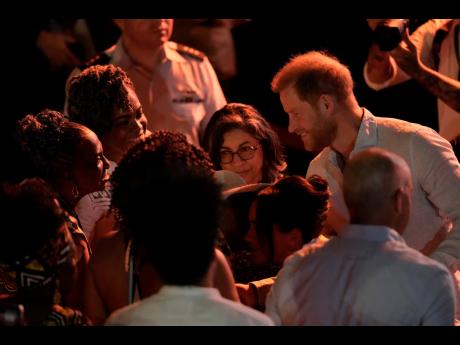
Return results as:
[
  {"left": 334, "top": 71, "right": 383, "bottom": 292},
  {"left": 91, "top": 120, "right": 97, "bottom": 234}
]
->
[
  {"left": 307, "top": 108, "right": 460, "bottom": 273},
  {"left": 105, "top": 285, "right": 274, "bottom": 326},
  {"left": 265, "top": 225, "right": 456, "bottom": 326}
]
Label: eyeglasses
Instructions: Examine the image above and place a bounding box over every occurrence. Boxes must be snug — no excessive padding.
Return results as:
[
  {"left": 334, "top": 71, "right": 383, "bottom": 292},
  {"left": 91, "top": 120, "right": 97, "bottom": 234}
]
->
[{"left": 220, "top": 145, "right": 259, "bottom": 164}]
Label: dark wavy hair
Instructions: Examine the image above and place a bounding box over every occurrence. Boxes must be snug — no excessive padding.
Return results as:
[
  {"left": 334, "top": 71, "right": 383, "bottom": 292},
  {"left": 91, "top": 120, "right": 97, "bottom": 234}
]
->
[
  {"left": 67, "top": 64, "right": 135, "bottom": 139},
  {"left": 255, "top": 175, "right": 330, "bottom": 261},
  {"left": 0, "top": 178, "right": 65, "bottom": 267},
  {"left": 203, "top": 103, "right": 286, "bottom": 183},
  {"left": 17, "top": 110, "right": 93, "bottom": 182},
  {"left": 110, "top": 130, "right": 221, "bottom": 285}
]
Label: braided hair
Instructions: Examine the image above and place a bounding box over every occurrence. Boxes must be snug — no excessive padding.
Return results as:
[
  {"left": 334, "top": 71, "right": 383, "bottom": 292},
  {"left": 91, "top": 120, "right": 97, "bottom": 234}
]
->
[{"left": 17, "top": 110, "right": 92, "bottom": 182}]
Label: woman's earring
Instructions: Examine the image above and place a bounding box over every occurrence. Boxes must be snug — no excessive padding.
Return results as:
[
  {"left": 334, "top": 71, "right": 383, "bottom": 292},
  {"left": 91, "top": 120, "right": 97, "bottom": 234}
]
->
[{"left": 71, "top": 185, "right": 80, "bottom": 199}]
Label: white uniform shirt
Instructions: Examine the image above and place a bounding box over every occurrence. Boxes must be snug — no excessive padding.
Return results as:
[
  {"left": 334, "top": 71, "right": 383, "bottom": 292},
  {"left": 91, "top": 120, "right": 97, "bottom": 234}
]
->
[
  {"left": 265, "top": 225, "right": 456, "bottom": 326},
  {"left": 111, "top": 40, "right": 227, "bottom": 147},
  {"left": 105, "top": 285, "right": 274, "bottom": 326}
]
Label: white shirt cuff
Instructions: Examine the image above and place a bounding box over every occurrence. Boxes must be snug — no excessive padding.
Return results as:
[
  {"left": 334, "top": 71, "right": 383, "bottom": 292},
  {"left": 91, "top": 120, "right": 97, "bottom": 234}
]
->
[{"left": 363, "top": 58, "right": 398, "bottom": 91}]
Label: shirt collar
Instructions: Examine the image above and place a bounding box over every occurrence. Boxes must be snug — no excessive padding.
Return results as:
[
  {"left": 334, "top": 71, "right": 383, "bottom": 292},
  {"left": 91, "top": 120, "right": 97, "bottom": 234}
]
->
[
  {"left": 340, "top": 224, "right": 406, "bottom": 244},
  {"left": 349, "top": 107, "right": 378, "bottom": 158},
  {"left": 327, "top": 108, "right": 378, "bottom": 168},
  {"left": 157, "top": 285, "right": 221, "bottom": 298},
  {"left": 112, "top": 39, "right": 186, "bottom": 67}
]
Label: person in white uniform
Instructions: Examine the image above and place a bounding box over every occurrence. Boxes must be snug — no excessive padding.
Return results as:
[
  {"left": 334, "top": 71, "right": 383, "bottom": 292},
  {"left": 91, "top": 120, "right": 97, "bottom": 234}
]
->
[{"left": 65, "top": 19, "right": 226, "bottom": 148}]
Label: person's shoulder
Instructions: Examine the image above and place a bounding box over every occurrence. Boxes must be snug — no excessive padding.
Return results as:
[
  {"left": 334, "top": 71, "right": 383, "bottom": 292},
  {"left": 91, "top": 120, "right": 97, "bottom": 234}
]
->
[
  {"left": 283, "top": 239, "right": 328, "bottom": 274},
  {"left": 215, "top": 297, "right": 274, "bottom": 325},
  {"left": 91, "top": 230, "right": 125, "bottom": 271},
  {"left": 78, "top": 45, "right": 116, "bottom": 70},
  {"left": 384, "top": 241, "right": 451, "bottom": 280},
  {"left": 375, "top": 115, "right": 429, "bottom": 136},
  {"left": 93, "top": 230, "right": 124, "bottom": 257},
  {"left": 104, "top": 299, "right": 141, "bottom": 326},
  {"left": 377, "top": 116, "right": 451, "bottom": 150},
  {"left": 167, "top": 41, "right": 206, "bottom": 62},
  {"left": 307, "top": 148, "right": 331, "bottom": 175},
  {"left": 45, "top": 305, "right": 91, "bottom": 326}
]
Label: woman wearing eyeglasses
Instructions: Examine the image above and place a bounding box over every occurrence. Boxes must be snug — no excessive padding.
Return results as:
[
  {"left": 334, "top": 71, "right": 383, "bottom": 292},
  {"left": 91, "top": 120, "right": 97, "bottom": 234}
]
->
[{"left": 203, "top": 103, "right": 287, "bottom": 184}]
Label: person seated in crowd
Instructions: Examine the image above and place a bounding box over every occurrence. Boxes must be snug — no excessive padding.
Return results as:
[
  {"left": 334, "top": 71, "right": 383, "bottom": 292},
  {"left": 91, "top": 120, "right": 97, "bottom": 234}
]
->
[
  {"left": 66, "top": 64, "right": 148, "bottom": 242},
  {"left": 17, "top": 110, "right": 110, "bottom": 309},
  {"left": 0, "top": 178, "right": 91, "bottom": 325},
  {"left": 219, "top": 183, "right": 269, "bottom": 263},
  {"left": 236, "top": 175, "right": 330, "bottom": 311},
  {"left": 65, "top": 19, "right": 226, "bottom": 148},
  {"left": 266, "top": 148, "right": 457, "bottom": 325},
  {"left": 104, "top": 130, "right": 272, "bottom": 325},
  {"left": 83, "top": 131, "right": 240, "bottom": 325},
  {"left": 203, "top": 103, "right": 286, "bottom": 184}
]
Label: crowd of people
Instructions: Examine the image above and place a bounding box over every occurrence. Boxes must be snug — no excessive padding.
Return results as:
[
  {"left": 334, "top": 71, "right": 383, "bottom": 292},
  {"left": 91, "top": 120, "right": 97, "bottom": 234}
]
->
[{"left": 1, "top": 19, "right": 459, "bottom": 326}]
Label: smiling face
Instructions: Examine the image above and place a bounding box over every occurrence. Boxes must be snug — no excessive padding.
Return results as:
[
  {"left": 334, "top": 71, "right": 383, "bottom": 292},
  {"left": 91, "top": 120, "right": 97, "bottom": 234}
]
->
[
  {"left": 280, "top": 85, "right": 337, "bottom": 152},
  {"left": 102, "top": 83, "right": 148, "bottom": 163},
  {"left": 220, "top": 129, "right": 264, "bottom": 185}
]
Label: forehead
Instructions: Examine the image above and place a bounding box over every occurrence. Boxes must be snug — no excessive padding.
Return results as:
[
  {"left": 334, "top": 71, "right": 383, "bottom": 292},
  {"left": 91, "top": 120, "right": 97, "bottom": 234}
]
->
[
  {"left": 113, "top": 83, "right": 140, "bottom": 116},
  {"left": 77, "top": 131, "right": 102, "bottom": 155},
  {"left": 222, "top": 129, "right": 257, "bottom": 148},
  {"left": 126, "top": 84, "right": 140, "bottom": 107},
  {"left": 280, "top": 86, "right": 315, "bottom": 113},
  {"left": 280, "top": 86, "right": 301, "bottom": 109}
]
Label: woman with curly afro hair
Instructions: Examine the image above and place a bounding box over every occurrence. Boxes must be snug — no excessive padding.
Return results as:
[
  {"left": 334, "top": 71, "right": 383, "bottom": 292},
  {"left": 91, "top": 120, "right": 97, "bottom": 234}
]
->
[{"left": 83, "top": 131, "right": 241, "bottom": 325}]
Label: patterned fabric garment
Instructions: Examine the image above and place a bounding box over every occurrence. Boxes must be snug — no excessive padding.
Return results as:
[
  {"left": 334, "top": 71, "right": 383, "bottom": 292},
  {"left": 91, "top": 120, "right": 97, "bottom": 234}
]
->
[
  {"left": 43, "top": 304, "right": 91, "bottom": 326},
  {"left": 63, "top": 208, "right": 92, "bottom": 258},
  {"left": 0, "top": 222, "right": 72, "bottom": 296}
]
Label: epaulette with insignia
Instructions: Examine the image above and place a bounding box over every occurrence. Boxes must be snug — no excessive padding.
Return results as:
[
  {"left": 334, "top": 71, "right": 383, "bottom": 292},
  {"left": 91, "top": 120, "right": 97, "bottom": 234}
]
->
[
  {"left": 78, "top": 47, "right": 114, "bottom": 70},
  {"left": 174, "top": 43, "right": 205, "bottom": 62}
]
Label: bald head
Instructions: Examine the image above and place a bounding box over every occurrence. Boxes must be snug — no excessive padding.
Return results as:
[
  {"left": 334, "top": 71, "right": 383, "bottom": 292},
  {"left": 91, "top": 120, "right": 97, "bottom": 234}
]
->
[{"left": 343, "top": 148, "right": 412, "bottom": 231}]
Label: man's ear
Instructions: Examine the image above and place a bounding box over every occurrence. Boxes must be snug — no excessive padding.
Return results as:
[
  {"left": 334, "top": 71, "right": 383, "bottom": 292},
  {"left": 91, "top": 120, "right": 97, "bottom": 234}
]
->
[
  {"left": 287, "top": 228, "right": 303, "bottom": 251},
  {"left": 393, "top": 188, "right": 404, "bottom": 215},
  {"left": 317, "top": 94, "right": 335, "bottom": 114}
]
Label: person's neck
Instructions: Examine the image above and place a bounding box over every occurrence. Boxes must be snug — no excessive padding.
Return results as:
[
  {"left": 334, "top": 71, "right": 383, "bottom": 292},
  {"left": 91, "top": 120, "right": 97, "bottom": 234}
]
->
[
  {"left": 101, "top": 142, "right": 120, "bottom": 165},
  {"left": 196, "top": 272, "right": 213, "bottom": 288},
  {"left": 121, "top": 36, "right": 163, "bottom": 74},
  {"left": 350, "top": 216, "right": 399, "bottom": 233},
  {"left": 53, "top": 182, "right": 78, "bottom": 211},
  {"left": 330, "top": 100, "right": 364, "bottom": 162}
]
